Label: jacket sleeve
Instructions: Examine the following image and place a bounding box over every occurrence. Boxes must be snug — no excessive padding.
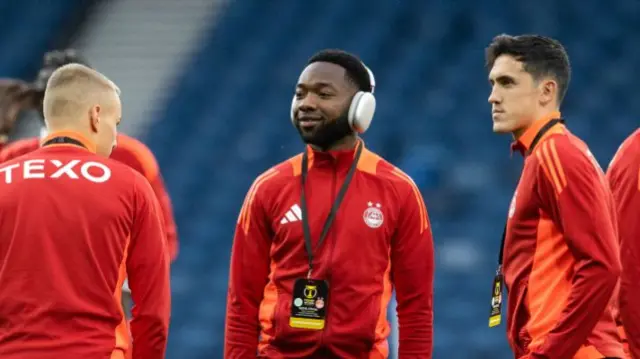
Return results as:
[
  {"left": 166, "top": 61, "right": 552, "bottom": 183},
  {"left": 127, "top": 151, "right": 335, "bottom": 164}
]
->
[
  {"left": 608, "top": 144, "right": 640, "bottom": 359},
  {"left": 127, "top": 173, "right": 171, "bottom": 359},
  {"left": 225, "top": 175, "right": 274, "bottom": 358},
  {"left": 391, "top": 176, "right": 434, "bottom": 358},
  {"left": 531, "top": 139, "right": 621, "bottom": 359}
]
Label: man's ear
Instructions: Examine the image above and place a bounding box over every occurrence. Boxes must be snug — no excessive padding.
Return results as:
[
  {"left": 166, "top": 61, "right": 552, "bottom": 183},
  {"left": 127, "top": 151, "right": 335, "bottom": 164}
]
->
[
  {"left": 89, "top": 105, "right": 101, "bottom": 133},
  {"left": 539, "top": 79, "right": 558, "bottom": 107}
]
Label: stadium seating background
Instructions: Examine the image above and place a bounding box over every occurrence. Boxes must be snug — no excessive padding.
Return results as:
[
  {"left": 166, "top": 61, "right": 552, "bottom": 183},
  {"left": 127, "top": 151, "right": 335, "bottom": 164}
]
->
[{"left": 1, "top": 0, "right": 639, "bottom": 358}]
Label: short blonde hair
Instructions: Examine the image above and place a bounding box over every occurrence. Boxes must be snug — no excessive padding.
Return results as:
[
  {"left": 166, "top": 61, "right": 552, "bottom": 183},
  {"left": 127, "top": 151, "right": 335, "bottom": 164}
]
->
[{"left": 43, "top": 63, "right": 120, "bottom": 120}]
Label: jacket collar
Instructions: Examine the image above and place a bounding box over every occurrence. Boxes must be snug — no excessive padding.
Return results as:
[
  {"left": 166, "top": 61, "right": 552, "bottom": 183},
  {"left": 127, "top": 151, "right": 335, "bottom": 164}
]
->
[
  {"left": 305, "top": 139, "right": 364, "bottom": 171},
  {"left": 41, "top": 130, "right": 97, "bottom": 153},
  {"left": 511, "top": 111, "right": 562, "bottom": 156}
]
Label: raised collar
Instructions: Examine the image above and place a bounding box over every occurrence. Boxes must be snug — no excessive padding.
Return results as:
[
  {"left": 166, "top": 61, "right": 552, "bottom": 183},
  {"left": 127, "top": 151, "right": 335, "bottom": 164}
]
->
[
  {"left": 41, "top": 130, "right": 97, "bottom": 153},
  {"left": 511, "top": 111, "right": 562, "bottom": 156},
  {"left": 305, "top": 139, "right": 364, "bottom": 171}
]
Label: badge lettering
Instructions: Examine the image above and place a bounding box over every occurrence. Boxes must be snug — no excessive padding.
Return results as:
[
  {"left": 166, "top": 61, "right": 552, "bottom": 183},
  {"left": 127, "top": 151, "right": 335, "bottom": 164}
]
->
[{"left": 0, "top": 159, "right": 111, "bottom": 184}]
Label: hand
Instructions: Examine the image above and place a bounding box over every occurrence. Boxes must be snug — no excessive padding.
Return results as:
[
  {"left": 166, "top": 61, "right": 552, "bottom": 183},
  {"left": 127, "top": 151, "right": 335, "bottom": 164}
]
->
[{"left": 0, "top": 79, "right": 39, "bottom": 144}]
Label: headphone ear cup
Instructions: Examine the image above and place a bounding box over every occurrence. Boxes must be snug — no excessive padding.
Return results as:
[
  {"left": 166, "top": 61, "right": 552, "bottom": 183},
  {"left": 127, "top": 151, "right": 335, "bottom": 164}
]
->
[
  {"left": 348, "top": 91, "right": 376, "bottom": 134},
  {"left": 290, "top": 96, "right": 296, "bottom": 125}
]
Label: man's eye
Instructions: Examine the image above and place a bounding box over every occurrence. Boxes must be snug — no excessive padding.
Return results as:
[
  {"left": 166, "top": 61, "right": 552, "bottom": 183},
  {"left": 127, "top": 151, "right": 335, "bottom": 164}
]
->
[
  {"left": 499, "top": 78, "right": 514, "bottom": 86},
  {"left": 319, "top": 92, "right": 333, "bottom": 98}
]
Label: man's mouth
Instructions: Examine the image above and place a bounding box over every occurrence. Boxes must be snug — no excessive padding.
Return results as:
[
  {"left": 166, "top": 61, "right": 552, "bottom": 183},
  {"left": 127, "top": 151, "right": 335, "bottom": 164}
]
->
[{"left": 297, "top": 116, "right": 324, "bottom": 130}]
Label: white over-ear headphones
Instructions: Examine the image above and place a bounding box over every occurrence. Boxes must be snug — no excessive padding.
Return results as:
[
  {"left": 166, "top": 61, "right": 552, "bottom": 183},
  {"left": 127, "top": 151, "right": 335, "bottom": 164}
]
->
[{"left": 291, "top": 62, "right": 377, "bottom": 134}]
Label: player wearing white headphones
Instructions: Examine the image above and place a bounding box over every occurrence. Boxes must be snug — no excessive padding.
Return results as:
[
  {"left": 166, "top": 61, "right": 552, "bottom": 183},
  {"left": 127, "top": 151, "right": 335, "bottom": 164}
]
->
[{"left": 225, "top": 49, "right": 435, "bottom": 358}]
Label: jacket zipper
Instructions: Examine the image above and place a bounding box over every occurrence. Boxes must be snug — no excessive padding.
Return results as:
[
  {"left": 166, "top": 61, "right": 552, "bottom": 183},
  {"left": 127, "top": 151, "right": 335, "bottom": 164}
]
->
[{"left": 320, "top": 160, "right": 339, "bottom": 347}]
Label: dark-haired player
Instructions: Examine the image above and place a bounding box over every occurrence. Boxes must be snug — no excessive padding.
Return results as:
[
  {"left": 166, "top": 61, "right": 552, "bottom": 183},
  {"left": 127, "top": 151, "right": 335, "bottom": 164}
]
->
[
  {"left": 225, "top": 49, "right": 435, "bottom": 358},
  {"left": 487, "top": 34, "right": 624, "bottom": 359}
]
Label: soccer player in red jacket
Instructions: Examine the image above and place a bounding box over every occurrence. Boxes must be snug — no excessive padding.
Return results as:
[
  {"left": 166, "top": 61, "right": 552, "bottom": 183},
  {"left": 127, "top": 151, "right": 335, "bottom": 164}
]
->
[
  {"left": 225, "top": 49, "right": 435, "bottom": 358},
  {"left": 0, "top": 132, "right": 179, "bottom": 261},
  {"left": 0, "top": 49, "right": 179, "bottom": 261},
  {"left": 487, "top": 34, "right": 624, "bottom": 359},
  {"left": 0, "top": 64, "right": 171, "bottom": 359},
  {"left": 607, "top": 128, "right": 640, "bottom": 359},
  {"left": 0, "top": 51, "right": 178, "bottom": 359}
]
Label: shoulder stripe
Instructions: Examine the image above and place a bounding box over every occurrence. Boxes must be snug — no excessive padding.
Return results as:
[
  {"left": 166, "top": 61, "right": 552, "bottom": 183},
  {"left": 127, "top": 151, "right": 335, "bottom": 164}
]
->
[
  {"left": 391, "top": 168, "right": 428, "bottom": 233},
  {"left": 547, "top": 139, "right": 567, "bottom": 188},
  {"left": 238, "top": 169, "right": 279, "bottom": 234},
  {"left": 238, "top": 169, "right": 277, "bottom": 227},
  {"left": 536, "top": 141, "right": 565, "bottom": 195},
  {"left": 289, "top": 154, "right": 306, "bottom": 177},
  {"left": 535, "top": 150, "right": 556, "bottom": 194},
  {"left": 356, "top": 148, "right": 380, "bottom": 175}
]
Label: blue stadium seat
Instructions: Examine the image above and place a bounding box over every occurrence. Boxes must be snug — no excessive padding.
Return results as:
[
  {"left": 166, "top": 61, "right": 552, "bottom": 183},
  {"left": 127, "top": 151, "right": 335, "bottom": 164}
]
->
[{"left": 0, "top": 0, "right": 89, "bottom": 78}]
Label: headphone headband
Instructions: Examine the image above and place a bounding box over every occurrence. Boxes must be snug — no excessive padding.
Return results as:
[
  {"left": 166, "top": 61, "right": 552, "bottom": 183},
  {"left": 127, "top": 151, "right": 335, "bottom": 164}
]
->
[{"left": 363, "top": 64, "right": 375, "bottom": 94}]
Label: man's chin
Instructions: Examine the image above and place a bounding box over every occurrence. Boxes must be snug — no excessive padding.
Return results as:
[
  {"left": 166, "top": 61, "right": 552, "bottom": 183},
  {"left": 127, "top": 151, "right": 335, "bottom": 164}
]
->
[
  {"left": 297, "top": 129, "right": 316, "bottom": 144},
  {"left": 492, "top": 121, "right": 514, "bottom": 134}
]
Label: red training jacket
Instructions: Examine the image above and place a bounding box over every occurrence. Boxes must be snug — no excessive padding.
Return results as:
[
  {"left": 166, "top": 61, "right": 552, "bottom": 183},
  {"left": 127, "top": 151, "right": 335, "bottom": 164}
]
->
[
  {"left": 505, "top": 112, "right": 624, "bottom": 359},
  {"left": 225, "top": 140, "right": 434, "bottom": 359},
  {"left": 0, "top": 133, "right": 179, "bottom": 261},
  {"left": 607, "top": 128, "right": 640, "bottom": 359},
  {"left": 0, "top": 131, "right": 171, "bottom": 359}
]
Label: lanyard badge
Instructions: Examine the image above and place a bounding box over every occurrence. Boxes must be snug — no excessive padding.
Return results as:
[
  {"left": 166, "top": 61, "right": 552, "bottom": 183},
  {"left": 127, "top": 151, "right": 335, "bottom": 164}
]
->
[
  {"left": 489, "top": 225, "right": 506, "bottom": 328},
  {"left": 290, "top": 142, "right": 363, "bottom": 330},
  {"left": 489, "top": 266, "right": 504, "bottom": 328}
]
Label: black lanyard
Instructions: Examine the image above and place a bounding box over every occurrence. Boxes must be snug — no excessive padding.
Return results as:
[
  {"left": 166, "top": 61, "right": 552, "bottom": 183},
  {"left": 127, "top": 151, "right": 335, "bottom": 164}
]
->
[
  {"left": 497, "top": 118, "right": 564, "bottom": 273},
  {"left": 42, "top": 136, "right": 86, "bottom": 149},
  {"left": 300, "top": 142, "right": 363, "bottom": 278}
]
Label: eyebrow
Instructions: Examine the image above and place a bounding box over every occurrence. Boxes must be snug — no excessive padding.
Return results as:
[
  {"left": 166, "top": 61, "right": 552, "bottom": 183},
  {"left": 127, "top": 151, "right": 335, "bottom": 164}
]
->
[
  {"left": 296, "top": 82, "right": 336, "bottom": 90},
  {"left": 489, "top": 74, "right": 514, "bottom": 84}
]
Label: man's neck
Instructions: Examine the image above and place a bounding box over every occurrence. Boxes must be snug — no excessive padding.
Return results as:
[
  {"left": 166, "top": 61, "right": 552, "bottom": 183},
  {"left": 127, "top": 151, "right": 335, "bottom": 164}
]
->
[
  {"left": 310, "top": 134, "right": 358, "bottom": 152},
  {"left": 512, "top": 126, "right": 528, "bottom": 141},
  {"left": 512, "top": 108, "right": 560, "bottom": 141},
  {"left": 47, "top": 125, "right": 91, "bottom": 140}
]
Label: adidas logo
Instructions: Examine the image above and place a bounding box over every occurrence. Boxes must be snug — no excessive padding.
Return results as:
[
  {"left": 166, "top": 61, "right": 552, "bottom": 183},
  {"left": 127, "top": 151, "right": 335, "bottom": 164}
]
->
[{"left": 280, "top": 204, "right": 302, "bottom": 224}]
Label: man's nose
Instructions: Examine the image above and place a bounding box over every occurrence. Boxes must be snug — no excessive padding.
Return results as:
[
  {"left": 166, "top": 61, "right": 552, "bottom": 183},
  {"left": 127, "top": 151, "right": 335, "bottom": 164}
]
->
[
  {"left": 488, "top": 88, "right": 500, "bottom": 104},
  {"left": 298, "top": 93, "right": 318, "bottom": 112}
]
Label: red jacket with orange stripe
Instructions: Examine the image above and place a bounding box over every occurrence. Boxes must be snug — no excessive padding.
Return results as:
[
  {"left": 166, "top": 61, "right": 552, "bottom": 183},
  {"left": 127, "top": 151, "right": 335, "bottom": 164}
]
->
[
  {"left": 0, "top": 133, "right": 179, "bottom": 261},
  {"left": 0, "top": 131, "right": 170, "bottom": 359},
  {"left": 225, "top": 142, "right": 434, "bottom": 358},
  {"left": 606, "top": 128, "right": 640, "bottom": 359},
  {"left": 505, "top": 112, "right": 624, "bottom": 359}
]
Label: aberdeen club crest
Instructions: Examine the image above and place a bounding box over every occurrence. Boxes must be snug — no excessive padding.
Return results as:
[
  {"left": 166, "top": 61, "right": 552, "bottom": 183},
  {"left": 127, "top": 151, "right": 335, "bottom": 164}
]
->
[{"left": 363, "top": 202, "right": 384, "bottom": 228}]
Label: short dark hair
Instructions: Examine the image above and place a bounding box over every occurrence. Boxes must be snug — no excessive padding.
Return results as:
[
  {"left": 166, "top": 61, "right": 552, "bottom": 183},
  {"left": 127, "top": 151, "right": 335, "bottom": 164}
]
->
[
  {"left": 308, "top": 49, "right": 372, "bottom": 92},
  {"left": 486, "top": 34, "right": 571, "bottom": 104}
]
